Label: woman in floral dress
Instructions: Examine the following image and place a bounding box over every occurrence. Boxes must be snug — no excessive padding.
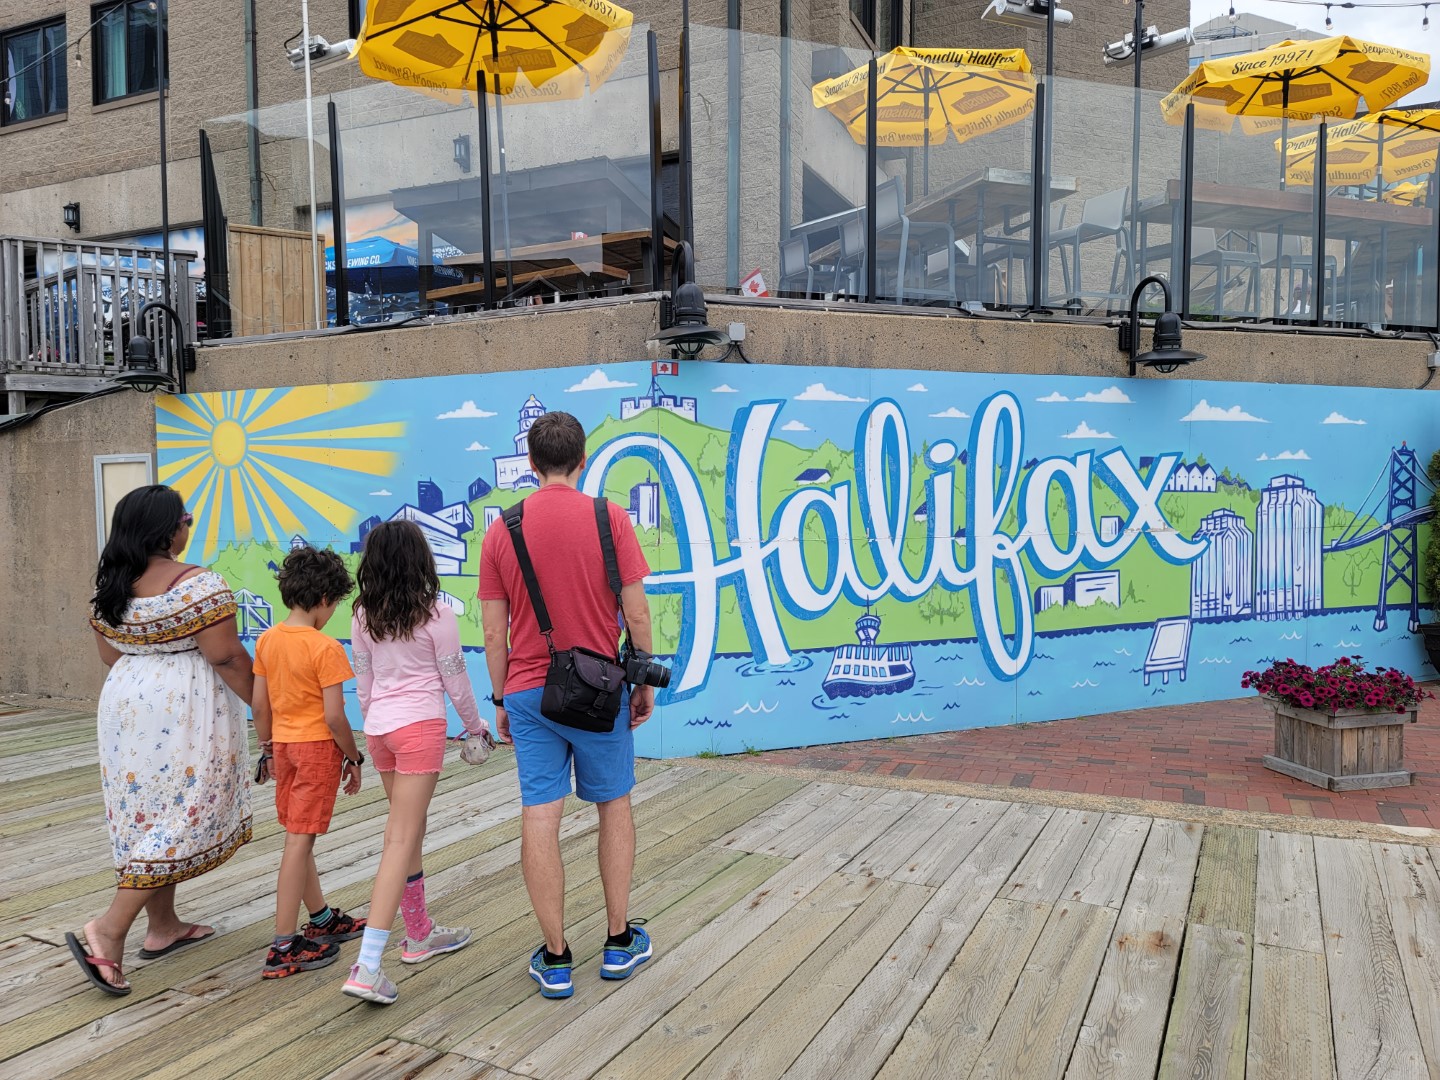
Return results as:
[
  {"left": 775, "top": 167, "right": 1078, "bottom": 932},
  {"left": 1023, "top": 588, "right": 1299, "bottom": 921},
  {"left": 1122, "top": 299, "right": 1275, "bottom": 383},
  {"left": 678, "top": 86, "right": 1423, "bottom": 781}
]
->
[{"left": 67, "top": 485, "right": 255, "bottom": 994}]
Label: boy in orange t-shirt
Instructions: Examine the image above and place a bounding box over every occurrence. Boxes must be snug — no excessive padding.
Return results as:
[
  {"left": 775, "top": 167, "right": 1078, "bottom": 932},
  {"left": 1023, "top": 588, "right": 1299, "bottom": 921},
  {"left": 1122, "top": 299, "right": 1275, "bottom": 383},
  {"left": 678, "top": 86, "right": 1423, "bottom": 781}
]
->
[{"left": 252, "top": 547, "right": 367, "bottom": 979}]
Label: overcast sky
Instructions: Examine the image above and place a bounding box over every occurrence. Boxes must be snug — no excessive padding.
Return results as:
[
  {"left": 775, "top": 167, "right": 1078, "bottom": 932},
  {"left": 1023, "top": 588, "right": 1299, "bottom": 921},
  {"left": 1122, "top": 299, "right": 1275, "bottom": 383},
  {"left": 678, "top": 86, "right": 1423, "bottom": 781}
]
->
[{"left": 1192, "top": 2, "right": 1437, "bottom": 102}]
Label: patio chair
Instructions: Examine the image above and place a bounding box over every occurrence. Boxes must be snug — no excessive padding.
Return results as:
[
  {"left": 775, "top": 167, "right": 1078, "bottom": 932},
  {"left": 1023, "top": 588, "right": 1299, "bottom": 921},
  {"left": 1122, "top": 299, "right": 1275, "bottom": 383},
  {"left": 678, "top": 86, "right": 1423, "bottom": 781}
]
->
[
  {"left": 1258, "top": 232, "right": 1338, "bottom": 321},
  {"left": 1048, "top": 186, "right": 1130, "bottom": 305},
  {"left": 871, "top": 179, "right": 957, "bottom": 305},
  {"left": 1190, "top": 228, "right": 1262, "bottom": 319},
  {"left": 778, "top": 236, "right": 816, "bottom": 298}
]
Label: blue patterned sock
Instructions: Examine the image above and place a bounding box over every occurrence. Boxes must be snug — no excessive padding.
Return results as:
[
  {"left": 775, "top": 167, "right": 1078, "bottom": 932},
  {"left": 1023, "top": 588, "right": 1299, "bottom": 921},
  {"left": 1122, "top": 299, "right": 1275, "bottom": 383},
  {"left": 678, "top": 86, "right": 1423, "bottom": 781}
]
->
[{"left": 358, "top": 926, "right": 390, "bottom": 970}]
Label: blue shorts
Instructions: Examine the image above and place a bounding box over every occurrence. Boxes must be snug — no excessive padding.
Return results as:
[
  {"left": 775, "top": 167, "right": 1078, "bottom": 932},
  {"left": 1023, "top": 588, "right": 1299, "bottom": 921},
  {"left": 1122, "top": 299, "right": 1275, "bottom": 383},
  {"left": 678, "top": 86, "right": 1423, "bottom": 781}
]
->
[{"left": 505, "top": 687, "right": 636, "bottom": 806}]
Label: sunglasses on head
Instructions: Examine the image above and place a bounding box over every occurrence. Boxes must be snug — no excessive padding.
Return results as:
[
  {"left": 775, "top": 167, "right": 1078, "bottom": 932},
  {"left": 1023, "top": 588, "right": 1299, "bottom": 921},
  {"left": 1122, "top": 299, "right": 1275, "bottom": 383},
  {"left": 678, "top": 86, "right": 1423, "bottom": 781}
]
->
[{"left": 179, "top": 512, "right": 193, "bottom": 526}]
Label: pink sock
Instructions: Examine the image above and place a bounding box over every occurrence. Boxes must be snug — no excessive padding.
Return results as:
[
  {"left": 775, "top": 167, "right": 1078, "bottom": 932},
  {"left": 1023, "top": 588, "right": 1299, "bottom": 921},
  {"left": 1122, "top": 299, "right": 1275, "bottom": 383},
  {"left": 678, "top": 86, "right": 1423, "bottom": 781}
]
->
[{"left": 401, "top": 872, "right": 433, "bottom": 942}]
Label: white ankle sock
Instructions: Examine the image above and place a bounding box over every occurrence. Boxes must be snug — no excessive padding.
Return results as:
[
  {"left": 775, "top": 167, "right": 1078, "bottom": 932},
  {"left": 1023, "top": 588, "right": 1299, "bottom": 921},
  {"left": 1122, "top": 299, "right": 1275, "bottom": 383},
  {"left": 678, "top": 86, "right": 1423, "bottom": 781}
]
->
[{"left": 357, "top": 926, "right": 389, "bottom": 970}]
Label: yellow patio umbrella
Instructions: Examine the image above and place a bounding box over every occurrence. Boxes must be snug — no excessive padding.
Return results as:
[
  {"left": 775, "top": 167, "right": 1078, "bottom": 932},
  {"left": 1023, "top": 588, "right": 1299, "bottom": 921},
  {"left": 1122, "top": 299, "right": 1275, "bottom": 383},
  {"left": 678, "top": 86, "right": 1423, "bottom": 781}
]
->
[
  {"left": 1276, "top": 109, "right": 1440, "bottom": 188},
  {"left": 1383, "top": 178, "right": 1428, "bottom": 204},
  {"left": 812, "top": 46, "right": 1036, "bottom": 193}
]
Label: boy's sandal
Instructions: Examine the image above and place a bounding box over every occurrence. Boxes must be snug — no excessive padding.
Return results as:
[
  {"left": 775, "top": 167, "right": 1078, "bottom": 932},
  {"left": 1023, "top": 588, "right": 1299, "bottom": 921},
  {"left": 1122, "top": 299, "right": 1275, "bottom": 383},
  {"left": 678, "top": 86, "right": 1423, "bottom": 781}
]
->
[{"left": 65, "top": 931, "right": 132, "bottom": 996}]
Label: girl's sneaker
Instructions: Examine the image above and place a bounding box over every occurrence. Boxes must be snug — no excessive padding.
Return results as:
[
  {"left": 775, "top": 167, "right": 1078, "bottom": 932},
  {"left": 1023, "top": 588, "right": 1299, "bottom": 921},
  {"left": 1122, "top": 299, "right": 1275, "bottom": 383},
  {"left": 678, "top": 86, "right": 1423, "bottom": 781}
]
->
[
  {"left": 303, "top": 909, "right": 367, "bottom": 944},
  {"left": 600, "top": 923, "right": 653, "bottom": 980},
  {"left": 263, "top": 936, "right": 340, "bottom": 979},
  {"left": 528, "top": 945, "right": 574, "bottom": 998},
  {"left": 341, "top": 962, "right": 398, "bottom": 1005},
  {"left": 401, "top": 924, "right": 473, "bottom": 965}
]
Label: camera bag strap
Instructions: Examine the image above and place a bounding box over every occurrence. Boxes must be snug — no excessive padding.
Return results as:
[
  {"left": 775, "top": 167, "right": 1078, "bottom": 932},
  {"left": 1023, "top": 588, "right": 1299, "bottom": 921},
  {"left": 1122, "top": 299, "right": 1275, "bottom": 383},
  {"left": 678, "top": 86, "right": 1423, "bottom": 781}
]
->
[{"left": 502, "top": 497, "right": 624, "bottom": 656}]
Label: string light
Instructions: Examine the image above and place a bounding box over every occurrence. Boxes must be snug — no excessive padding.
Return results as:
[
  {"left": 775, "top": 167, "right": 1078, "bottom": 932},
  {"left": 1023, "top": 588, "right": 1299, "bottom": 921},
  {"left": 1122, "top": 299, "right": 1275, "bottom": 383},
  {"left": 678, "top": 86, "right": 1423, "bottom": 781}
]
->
[
  {"left": 1229, "top": 2, "right": 1238, "bottom": 20},
  {"left": 1325, "top": 3, "right": 1334, "bottom": 28},
  {"left": 1426, "top": 3, "right": 1432, "bottom": 27}
]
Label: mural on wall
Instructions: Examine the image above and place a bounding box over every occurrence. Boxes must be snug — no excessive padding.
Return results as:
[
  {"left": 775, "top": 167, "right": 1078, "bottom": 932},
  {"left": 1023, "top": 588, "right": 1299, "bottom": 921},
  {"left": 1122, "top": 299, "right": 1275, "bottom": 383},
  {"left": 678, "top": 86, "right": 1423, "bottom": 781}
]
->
[{"left": 155, "top": 363, "right": 1438, "bottom": 757}]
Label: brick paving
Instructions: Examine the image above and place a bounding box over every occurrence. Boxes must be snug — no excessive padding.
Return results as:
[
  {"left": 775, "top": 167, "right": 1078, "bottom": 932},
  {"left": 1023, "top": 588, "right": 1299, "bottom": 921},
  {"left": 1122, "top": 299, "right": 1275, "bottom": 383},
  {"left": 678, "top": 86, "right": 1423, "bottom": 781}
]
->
[{"left": 753, "top": 695, "right": 1440, "bottom": 830}]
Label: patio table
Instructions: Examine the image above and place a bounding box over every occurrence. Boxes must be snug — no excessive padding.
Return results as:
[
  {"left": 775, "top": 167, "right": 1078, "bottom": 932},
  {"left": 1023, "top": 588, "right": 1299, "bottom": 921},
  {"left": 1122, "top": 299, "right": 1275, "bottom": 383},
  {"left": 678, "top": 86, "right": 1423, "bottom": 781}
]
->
[{"left": 440, "top": 230, "right": 678, "bottom": 305}]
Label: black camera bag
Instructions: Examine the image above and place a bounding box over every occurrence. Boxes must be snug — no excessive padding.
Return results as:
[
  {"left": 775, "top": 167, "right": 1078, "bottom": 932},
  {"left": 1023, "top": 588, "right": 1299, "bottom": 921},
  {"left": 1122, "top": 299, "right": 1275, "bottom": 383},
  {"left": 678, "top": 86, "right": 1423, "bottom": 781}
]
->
[{"left": 502, "top": 497, "right": 628, "bottom": 733}]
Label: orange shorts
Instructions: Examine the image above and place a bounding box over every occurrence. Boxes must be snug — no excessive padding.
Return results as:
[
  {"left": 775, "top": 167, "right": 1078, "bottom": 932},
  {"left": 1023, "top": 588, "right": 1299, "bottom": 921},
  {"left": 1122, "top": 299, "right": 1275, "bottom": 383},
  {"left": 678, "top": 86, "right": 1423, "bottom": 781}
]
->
[
  {"left": 272, "top": 739, "right": 344, "bottom": 834},
  {"left": 366, "top": 718, "right": 448, "bottom": 775}
]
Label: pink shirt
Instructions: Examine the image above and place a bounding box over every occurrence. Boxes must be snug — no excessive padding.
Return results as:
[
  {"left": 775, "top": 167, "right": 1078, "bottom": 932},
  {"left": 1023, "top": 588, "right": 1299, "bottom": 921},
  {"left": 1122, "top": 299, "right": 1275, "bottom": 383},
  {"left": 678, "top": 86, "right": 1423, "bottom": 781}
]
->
[{"left": 351, "top": 604, "right": 485, "bottom": 737}]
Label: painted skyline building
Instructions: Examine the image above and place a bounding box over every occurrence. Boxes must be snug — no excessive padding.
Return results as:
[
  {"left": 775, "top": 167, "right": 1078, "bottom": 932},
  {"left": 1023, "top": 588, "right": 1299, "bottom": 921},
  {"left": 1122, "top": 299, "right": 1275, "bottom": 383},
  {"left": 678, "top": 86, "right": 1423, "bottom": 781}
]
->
[
  {"left": 620, "top": 377, "right": 698, "bottom": 423},
  {"left": 1255, "top": 474, "right": 1324, "bottom": 620},
  {"left": 1190, "top": 508, "right": 1255, "bottom": 618},
  {"left": 494, "top": 395, "right": 546, "bottom": 491}
]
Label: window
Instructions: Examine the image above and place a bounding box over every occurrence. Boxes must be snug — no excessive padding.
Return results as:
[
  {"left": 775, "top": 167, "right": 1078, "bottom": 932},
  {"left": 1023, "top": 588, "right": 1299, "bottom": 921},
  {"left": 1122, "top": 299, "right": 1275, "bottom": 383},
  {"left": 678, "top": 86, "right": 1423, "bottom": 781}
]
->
[
  {"left": 2, "top": 17, "right": 67, "bottom": 126},
  {"left": 849, "top": 0, "right": 901, "bottom": 49},
  {"left": 94, "top": 455, "right": 154, "bottom": 552},
  {"left": 93, "top": 0, "right": 165, "bottom": 105},
  {"left": 349, "top": 0, "right": 365, "bottom": 39}
]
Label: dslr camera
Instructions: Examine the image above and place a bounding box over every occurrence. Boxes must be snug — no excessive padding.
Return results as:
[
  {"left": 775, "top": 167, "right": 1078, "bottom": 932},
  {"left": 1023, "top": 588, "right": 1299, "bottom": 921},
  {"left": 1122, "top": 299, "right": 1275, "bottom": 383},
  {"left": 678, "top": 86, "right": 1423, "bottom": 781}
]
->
[{"left": 622, "top": 643, "right": 671, "bottom": 689}]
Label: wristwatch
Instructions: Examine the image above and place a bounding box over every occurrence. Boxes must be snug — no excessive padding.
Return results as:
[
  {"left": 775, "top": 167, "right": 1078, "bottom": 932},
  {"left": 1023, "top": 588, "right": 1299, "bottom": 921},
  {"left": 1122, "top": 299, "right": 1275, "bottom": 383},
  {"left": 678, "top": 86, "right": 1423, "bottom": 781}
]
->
[
  {"left": 491, "top": 694, "right": 504, "bottom": 707},
  {"left": 345, "top": 752, "right": 365, "bottom": 768}
]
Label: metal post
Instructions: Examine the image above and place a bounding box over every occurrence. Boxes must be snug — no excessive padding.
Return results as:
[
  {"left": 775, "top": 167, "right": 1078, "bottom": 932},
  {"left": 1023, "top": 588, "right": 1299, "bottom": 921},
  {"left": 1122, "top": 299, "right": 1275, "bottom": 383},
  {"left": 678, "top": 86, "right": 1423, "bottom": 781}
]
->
[
  {"left": 326, "top": 100, "right": 348, "bottom": 327},
  {"left": 1044, "top": 0, "right": 1055, "bottom": 78},
  {"left": 477, "top": 70, "right": 496, "bottom": 311},
  {"left": 1180, "top": 102, "right": 1196, "bottom": 319},
  {"left": 157, "top": 0, "right": 172, "bottom": 316},
  {"left": 1129, "top": 0, "right": 1143, "bottom": 293},
  {"left": 726, "top": 0, "right": 741, "bottom": 289},
  {"left": 680, "top": 0, "right": 695, "bottom": 250},
  {"left": 299, "top": 0, "right": 322, "bottom": 329},
  {"left": 1039, "top": 1, "right": 1056, "bottom": 307},
  {"left": 1313, "top": 118, "right": 1327, "bottom": 326},
  {"left": 865, "top": 53, "right": 878, "bottom": 303},
  {"left": 1432, "top": 160, "right": 1440, "bottom": 330},
  {"left": 1029, "top": 81, "right": 1046, "bottom": 309},
  {"left": 244, "top": 0, "right": 261, "bottom": 225},
  {"left": 779, "top": 0, "right": 792, "bottom": 237},
  {"left": 647, "top": 30, "right": 664, "bottom": 292}
]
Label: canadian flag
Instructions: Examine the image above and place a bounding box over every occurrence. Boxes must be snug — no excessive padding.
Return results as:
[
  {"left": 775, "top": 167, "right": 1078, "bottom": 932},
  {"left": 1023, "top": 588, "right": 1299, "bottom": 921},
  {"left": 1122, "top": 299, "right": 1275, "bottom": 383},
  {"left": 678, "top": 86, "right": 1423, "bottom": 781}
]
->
[
  {"left": 740, "top": 268, "right": 769, "bottom": 298},
  {"left": 652, "top": 360, "right": 679, "bottom": 376}
]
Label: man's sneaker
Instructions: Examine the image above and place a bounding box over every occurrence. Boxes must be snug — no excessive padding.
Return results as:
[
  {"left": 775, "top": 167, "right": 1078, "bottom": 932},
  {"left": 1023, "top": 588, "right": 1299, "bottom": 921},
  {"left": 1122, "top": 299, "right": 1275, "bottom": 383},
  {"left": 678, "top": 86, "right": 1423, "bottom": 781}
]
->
[
  {"left": 341, "top": 962, "right": 398, "bottom": 1005},
  {"left": 528, "top": 945, "right": 574, "bottom": 999},
  {"left": 262, "top": 936, "right": 340, "bottom": 979},
  {"left": 303, "top": 909, "right": 367, "bottom": 944},
  {"left": 401, "top": 924, "right": 473, "bottom": 965},
  {"left": 600, "top": 923, "right": 653, "bottom": 980}
]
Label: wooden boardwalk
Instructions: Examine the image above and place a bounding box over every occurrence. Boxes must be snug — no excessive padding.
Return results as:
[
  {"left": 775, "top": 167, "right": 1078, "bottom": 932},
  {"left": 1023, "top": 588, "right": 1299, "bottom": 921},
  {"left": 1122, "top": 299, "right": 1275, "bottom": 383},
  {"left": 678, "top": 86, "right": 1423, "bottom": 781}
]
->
[{"left": 3, "top": 704, "right": 1439, "bottom": 1080}]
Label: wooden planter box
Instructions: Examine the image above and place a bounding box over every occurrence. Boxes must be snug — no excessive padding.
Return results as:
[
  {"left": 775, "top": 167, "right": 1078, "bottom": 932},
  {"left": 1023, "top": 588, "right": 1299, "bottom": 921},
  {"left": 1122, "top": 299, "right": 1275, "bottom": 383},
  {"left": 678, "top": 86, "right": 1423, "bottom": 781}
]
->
[{"left": 1262, "top": 697, "right": 1417, "bottom": 791}]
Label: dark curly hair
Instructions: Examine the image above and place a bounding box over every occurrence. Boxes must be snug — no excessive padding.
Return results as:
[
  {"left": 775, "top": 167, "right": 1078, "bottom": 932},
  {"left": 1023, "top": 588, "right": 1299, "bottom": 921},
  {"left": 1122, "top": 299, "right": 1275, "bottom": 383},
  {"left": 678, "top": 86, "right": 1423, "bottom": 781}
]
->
[
  {"left": 277, "top": 547, "right": 354, "bottom": 611},
  {"left": 93, "top": 485, "right": 186, "bottom": 626},
  {"left": 355, "top": 520, "right": 438, "bottom": 641}
]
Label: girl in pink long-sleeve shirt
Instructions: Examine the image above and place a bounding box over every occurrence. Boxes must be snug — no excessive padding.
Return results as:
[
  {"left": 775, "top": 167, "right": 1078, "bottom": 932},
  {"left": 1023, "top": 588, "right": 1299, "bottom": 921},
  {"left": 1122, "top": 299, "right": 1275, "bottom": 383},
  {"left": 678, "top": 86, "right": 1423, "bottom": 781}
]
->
[{"left": 341, "top": 521, "right": 493, "bottom": 1005}]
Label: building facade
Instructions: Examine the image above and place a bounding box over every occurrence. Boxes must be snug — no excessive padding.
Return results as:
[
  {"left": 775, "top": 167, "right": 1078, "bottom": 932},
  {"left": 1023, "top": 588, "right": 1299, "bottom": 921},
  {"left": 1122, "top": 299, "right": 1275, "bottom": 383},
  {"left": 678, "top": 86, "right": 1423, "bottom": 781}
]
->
[
  {"left": 1255, "top": 474, "right": 1324, "bottom": 621},
  {"left": 1190, "top": 507, "right": 1255, "bottom": 618}
]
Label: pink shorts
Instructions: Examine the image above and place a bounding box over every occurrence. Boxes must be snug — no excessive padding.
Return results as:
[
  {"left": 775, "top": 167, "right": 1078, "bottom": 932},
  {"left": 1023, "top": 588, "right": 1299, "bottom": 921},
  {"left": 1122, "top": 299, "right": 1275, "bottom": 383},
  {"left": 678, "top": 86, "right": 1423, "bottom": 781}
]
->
[{"left": 365, "top": 719, "right": 448, "bottom": 775}]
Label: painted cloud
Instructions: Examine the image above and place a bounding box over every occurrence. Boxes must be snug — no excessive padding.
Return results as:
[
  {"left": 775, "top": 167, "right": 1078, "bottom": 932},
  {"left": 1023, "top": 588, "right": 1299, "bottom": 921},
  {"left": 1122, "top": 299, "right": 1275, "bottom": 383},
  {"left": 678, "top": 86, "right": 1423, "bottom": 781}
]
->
[
  {"left": 1035, "top": 391, "right": 1069, "bottom": 402},
  {"left": 436, "top": 400, "right": 497, "bottom": 419},
  {"left": 711, "top": 383, "right": 738, "bottom": 393},
  {"left": 929, "top": 407, "right": 970, "bottom": 419},
  {"left": 795, "top": 382, "right": 866, "bottom": 402},
  {"left": 369, "top": 489, "right": 392, "bottom": 497},
  {"left": 466, "top": 442, "right": 490, "bottom": 452},
  {"left": 1322, "top": 411, "right": 1366, "bottom": 425},
  {"left": 1076, "top": 386, "right": 1133, "bottom": 404},
  {"left": 907, "top": 382, "right": 930, "bottom": 392},
  {"left": 781, "top": 419, "right": 811, "bottom": 432},
  {"left": 1180, "top": 400, "right": 1268, "bottom": 423},
  {"left": 565, "top": 369, "right": 637, "bottom": 392},
  {"left": 1060, "top": 421, "right": 1115, "bottom": 440}
]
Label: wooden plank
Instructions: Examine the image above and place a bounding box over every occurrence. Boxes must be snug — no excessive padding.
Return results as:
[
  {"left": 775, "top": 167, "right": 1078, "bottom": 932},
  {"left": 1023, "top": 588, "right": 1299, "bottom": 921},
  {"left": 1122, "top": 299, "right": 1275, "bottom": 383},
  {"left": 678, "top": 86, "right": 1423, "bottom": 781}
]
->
[
  {"left": 316, "top": 1039, "right": 441, "bottom": 1080},
  {"left": 1188, "top": 825, "right": 1259, "bottom": 934},
  {"left": 785, "top": 800, "right": 1054, "bottom": 1079},
  {"left": 1059, "top": 814, "right": 1151, "bottom": 909},
  {"left": 878, "top": 898, "right": 1050, "bottom": 1080},
  {"left": 967, "top": 900, "right": 1118, "bottom": 1080},
  {"left": 714, "top": 781, "right": 842, "bottom": 853},
  {"left": 842, "top": 793, "right": 966, "bottom": 879},
  {"left": 1371, "top": 843, "right": 1440, "bottom": 1078},
  {"left": 413, "top": 1059, "right": 527, "bottom": 1080},
  {"left": 500, "top": 788, "right": 922, "bottom": 1080},
  {"left": 1157, "top": 923, "right": 1251, "bottom": 1080},
  {"left": 756, "top": 785, "right": 892, "bottom": 859},
  {"left": 1313, "top": 835, "right": 1428, "bottom": 1080},
  {"left": 685, "top": 876, "right": 932, "bottom": 1080},
  {"left": 3, "top": 990, "right": 211, "bottom": 1078},
  {"left": 1067, "top": 818, "right": 1204, "bottom": 1080},
  {"left": 891, "top": 797, "right": 1018, "bottom": 887},
  {"left": 0, "top": 745, "right": 99, "bottom": 782},
  {"left": 597, "top": 875, "right": 925, "bottom": 1079},
  {"left": 1254, "top": 831, "right": 1324, "bottom": 953},
  {"left": 1002, "top": 807, "right": 1102, "bottom": 905},
  {"left": 1246, "top": 945, "right": 1336, "bottom": 1080}
]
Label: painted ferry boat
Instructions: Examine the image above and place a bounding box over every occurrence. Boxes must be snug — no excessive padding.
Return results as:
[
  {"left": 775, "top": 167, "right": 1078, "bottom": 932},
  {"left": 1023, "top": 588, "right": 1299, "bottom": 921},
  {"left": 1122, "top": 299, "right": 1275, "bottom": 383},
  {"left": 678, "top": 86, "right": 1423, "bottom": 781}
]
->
[{"left": 821, "top": 611, "right": 916, "bottom": 699}]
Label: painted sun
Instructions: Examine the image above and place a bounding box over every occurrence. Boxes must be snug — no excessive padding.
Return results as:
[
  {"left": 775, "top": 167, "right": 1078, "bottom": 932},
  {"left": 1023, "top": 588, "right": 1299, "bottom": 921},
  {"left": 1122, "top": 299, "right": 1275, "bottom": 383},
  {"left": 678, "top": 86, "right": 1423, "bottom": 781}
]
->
[{"left": 156, "top": 385, "right": 403, "bottom": 560}]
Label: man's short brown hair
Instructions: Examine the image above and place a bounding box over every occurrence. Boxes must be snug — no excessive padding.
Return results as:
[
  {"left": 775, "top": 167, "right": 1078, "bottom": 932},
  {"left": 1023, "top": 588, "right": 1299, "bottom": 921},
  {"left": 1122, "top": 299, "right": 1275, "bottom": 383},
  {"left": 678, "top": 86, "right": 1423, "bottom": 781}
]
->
[{"left": 528, "top": 411, "right": 587, "bottom": 477}]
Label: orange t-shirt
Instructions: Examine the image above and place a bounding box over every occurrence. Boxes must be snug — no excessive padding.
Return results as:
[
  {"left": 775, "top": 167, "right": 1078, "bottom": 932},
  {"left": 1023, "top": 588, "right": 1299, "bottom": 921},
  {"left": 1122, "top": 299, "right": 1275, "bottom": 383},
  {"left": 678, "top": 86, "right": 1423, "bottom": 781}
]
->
[{"left": 253, "top": 624, "right": 354, "bottom": 743}]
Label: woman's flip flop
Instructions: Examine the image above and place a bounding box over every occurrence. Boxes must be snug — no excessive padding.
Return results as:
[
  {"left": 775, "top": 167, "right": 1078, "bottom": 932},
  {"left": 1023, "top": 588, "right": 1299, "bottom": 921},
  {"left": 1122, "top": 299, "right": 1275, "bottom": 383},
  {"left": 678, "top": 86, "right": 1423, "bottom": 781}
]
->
[
  {"left": 137, "top": 923, "right": 214, "bottom": 960},
  {"left": 65, "top": 931, "right": 131, "bottom": 996}
]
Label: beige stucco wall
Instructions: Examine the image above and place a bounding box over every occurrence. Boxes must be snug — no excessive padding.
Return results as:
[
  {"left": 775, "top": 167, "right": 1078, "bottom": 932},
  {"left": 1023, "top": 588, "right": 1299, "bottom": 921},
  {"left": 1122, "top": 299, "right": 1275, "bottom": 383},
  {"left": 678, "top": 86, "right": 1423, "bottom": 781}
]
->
[{"left": 3, "top": 300, "right": 1433, "bottom": 701}]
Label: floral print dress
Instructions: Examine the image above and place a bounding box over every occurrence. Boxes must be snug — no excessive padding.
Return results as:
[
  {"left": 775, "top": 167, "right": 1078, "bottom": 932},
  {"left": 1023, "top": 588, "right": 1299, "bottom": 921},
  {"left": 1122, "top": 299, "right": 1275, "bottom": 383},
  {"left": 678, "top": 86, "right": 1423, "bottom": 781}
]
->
[{"left": 91, "top": 571, "right": 251, "bottom": 888}]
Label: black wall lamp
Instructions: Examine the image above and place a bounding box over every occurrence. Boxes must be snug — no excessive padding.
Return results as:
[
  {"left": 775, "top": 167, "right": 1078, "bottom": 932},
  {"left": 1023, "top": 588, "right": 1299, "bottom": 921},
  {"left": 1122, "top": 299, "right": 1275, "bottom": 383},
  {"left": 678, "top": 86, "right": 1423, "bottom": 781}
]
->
[
  {"left": 453, "top": 134, "right": 471, "bottom": 173},
  {"left": 1119, "top": 275, "right": 1206, "bottom": 376},
  {"left": 62, "top": 202, "right": 80, "bottom": 232},
  {"left": 115, "top": 301, "right": 191, "bottom": 394},
  {"left": 650, "top": 240, "right": 729, "bottom": 359}
]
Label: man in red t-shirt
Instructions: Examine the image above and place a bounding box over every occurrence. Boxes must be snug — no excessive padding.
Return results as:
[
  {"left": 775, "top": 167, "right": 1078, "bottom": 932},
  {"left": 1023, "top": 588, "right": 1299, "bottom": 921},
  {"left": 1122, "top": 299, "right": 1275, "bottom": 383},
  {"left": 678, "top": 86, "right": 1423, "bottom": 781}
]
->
[{"left": 478, "top": 410, "right": 656, "bottom": 998}]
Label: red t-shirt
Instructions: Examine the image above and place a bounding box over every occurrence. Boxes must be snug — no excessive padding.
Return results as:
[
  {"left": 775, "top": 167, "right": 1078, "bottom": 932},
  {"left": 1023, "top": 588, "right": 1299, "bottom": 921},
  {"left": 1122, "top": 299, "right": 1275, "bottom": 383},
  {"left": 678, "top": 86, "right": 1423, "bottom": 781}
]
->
[{"left": 478, "top": 485, "right": 651, "bottom": 694}]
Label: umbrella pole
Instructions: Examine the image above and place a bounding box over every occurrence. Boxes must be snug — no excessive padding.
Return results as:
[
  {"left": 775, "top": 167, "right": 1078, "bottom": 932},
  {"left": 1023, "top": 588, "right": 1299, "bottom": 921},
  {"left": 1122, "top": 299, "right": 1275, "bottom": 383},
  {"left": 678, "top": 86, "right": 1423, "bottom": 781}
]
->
[
  {"left": 923, "top": 75, "right": 930, "bottom": 197},
  {"left": 495, "top": 75, "right": 513, "bottom": 277},
  {"left": 477, "top": 70, "right": 495, "bottom": 312}
]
